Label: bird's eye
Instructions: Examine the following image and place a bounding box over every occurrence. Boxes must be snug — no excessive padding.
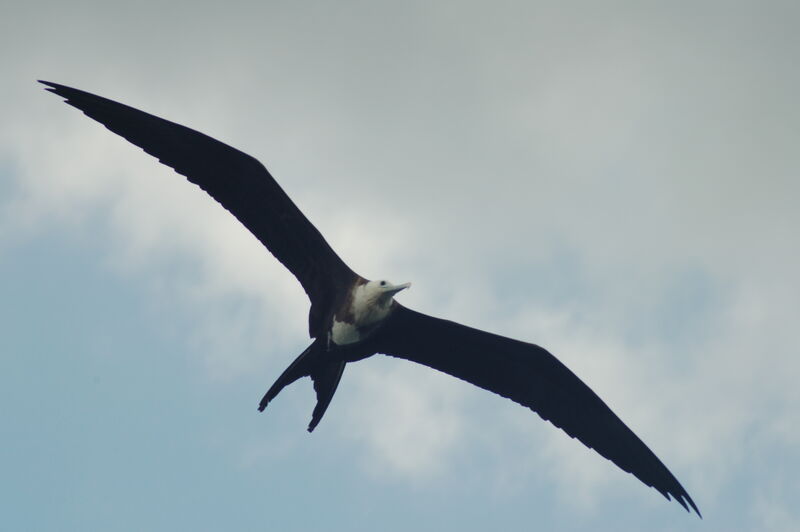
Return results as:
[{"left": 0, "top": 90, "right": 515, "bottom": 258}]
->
[{"left": 380, "top": 281, "right": 386, "bottom": 286}]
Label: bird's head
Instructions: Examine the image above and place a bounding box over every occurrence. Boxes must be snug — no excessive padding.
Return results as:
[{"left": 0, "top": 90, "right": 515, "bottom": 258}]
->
[{"left": 365, "top": 279, "right": 411, "bottom": 306}]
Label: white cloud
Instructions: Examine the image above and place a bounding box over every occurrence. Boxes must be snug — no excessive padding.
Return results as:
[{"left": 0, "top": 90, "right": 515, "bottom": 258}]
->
[
  {"left": 337, "top": 359, "right": 467, "bottom": 480},
  {"left": 2, "top": 1, "right": 800, "bottom": 525}
]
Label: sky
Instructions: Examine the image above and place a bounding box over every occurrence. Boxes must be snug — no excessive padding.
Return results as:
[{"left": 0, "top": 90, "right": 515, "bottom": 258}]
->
[{"left": 1, "top": 1, "right": 799, "bottom": 530}]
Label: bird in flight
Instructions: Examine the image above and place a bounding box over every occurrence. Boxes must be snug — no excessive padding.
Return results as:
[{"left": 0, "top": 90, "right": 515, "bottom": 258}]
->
[{"left": 40, "top": 80, "right": 700, "bottom": 516}]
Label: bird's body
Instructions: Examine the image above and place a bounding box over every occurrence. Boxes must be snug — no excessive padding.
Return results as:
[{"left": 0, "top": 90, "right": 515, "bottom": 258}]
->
[
  {"left": 329, "top": 280, "right": 411, "bottom": 346},
  {"left": 41, "top": 80, "right": 700, "bottom": 517}
]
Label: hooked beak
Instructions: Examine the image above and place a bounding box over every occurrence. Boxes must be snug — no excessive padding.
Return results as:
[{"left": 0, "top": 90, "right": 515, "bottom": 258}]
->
[{"left": 385, "top": 282, "right": 411, "bottom": 295}]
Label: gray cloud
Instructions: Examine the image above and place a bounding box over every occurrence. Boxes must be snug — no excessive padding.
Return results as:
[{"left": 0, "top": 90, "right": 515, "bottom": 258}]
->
[{"left": 2, "top": 1, "right": 799, "bottom": 528}]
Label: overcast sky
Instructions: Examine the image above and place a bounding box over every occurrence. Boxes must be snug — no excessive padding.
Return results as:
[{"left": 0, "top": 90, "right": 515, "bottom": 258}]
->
[{"left": 2, "top": 1, "right": 799, "bottom": 530}]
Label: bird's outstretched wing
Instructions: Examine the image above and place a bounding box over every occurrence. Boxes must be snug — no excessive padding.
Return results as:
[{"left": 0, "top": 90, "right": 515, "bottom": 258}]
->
[
  {"left": 40, "top": 81, "right": 357, "bottom": 335},
  {"left": 371, "top": 304, "right": 700, "bottom": 516}
]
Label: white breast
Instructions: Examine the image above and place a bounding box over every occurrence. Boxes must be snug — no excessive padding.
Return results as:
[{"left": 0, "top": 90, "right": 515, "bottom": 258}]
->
[
  {"left": 331, "top": 319, "right": 362, "bottom": 345},
  {"left": 329, "top": 282, "right": 394, "bottom": 346}
]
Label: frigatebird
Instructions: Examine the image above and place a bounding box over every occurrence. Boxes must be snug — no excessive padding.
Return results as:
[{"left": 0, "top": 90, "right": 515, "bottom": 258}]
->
[{"left": 40, "top": 80, "right": 700, "bottom": 516}]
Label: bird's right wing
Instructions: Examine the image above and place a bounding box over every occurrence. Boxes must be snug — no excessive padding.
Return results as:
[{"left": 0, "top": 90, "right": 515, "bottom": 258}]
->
[
  {"left": 371, "top": 304, "right": 700, "bottom": 516},
  {"left": 40, "top": 81, "right": 358, "bottom": 333}
]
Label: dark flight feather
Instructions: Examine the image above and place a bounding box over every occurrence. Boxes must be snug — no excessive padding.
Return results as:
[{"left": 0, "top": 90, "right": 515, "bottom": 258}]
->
[
  {"left": 371, "top": 304, "right": 700, "bottom": 516},
  {"left": 38, "top": 80, "right": 357, "bottom": 337}
]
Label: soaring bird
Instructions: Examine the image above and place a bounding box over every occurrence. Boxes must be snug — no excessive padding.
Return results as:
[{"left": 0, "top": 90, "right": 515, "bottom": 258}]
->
[{"left": 40, "top": 80, "right": 700, "bottom": 516}]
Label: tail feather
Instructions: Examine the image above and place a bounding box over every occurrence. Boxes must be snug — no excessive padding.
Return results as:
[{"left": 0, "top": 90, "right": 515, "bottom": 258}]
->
[
  {"left": 258, "top": 343, "right": 317, "bottom": 412},
  {"left": 258, "top": 339, "right": 347, "bottom": 433},
  {"left": 308, "top": 360, "right": 346, "bottom": 432}
]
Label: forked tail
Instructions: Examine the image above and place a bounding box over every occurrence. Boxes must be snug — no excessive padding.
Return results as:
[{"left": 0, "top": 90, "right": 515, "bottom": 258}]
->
[{"left": 258, "top": 339, "right": 346, "bottom": 432}]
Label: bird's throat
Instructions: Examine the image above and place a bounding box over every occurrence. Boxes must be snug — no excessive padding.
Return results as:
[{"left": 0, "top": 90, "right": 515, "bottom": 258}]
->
[{"left": 330, "top": 283, "right": 392, "bottom": 346}]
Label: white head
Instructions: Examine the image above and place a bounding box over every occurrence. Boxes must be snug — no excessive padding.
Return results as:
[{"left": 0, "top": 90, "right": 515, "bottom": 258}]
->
[
  {"left": 363, "top": 279, "right": 411, "bottom": 307},
  {"left": 333, "top": 279, "right": 412, "bottom": 344}
]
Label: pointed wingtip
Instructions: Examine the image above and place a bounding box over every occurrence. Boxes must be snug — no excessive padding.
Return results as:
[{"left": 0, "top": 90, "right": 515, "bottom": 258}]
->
[
  {"left": 673, "top": 483, "right": 701, "bottom": 518},
  {"left": 38, "top": 80, "right": 60, "bottom": 91},
  {"left": 686, "top": 496, "right": 702, "bottom": 519},
  {"left": 667, "top": 489, "right": 701, "bottom": 518},
  {"left": 38, "top": 80, "right": 76, "bottom": 100}
]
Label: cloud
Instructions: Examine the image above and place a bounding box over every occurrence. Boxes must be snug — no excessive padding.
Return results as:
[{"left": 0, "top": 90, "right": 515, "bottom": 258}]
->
[
  {"left": 3, "top": 1, "right": 800, "bottom": 527},
  {"left": 336, "top": 359, "right": 467, "bottom": 480}
]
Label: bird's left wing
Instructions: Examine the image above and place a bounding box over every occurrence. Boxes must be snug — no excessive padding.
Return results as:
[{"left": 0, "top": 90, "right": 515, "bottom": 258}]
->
[
  {"left": 370, "top": 304, "right": 700, "bottom": 516},
  {"left": 40, "top": 81, "right": 357, "bottom": 334}
]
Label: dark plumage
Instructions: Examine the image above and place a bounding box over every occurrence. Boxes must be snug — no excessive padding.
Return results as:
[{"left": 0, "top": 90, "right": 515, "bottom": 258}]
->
[{"left": 41, "top": 80, "right": 700, "bottom": 517}]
